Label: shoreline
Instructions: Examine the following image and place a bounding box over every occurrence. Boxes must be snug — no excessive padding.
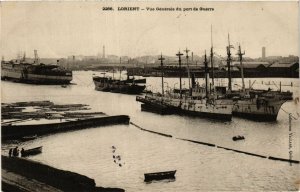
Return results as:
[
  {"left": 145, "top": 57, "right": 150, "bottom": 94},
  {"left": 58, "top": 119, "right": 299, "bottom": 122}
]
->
[{"left": 2, "top": 155, "right": 124, "bottom": 192}]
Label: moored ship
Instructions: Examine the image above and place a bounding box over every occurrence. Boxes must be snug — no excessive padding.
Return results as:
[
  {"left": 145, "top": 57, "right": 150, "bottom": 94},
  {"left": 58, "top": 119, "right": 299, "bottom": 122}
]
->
[
  {"left": 139, "top": 94, "right": 233, "bottom": 121},
  {"left": 222, "top": 40, "right": 286, "bottom": 121},
  {"left": 137, "top": 51, "right": 233, "bottom": 121},
  {"left": 231, "top": 96, "right": 286, "bottom": 121},
  {"left": 93, "top": 75, "right": 146, "bottom": 94},
  {"left": 1, "top": 50, "right": 72, "bottom": 85}
]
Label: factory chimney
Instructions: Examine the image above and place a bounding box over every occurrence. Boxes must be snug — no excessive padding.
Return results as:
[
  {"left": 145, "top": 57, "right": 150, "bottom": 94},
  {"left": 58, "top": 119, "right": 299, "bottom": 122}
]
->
[
  {"left": 103, "top": 45, "right": 105, "bottom": 58},
  {"left": 262, "top": 47, "right": 266, "bottom": 59}
]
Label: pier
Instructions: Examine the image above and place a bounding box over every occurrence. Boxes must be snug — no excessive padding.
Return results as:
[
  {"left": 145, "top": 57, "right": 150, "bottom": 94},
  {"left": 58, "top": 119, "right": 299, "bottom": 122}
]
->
[
  {"left": 2, "top": 115, "right": 130, "bottom": 140},
  {"left": 2, "top": 101, "right": 130, "bottom": 140}
]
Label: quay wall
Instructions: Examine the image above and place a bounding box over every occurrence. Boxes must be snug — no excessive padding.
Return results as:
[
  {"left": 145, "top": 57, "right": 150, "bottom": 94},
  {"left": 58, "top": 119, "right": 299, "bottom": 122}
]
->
[
  {"left": 2, "top": 115, "right": 130, "bottom": 140},
  {"left": 2, "top": 156, "right": 124, "bottom": 192},
  {"left": 127, "top": 67, "right": 299, "bottom": 78}
]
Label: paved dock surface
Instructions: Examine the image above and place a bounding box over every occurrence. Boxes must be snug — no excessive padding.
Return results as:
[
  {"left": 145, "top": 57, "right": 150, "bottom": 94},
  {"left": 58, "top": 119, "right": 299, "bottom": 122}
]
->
[
  {"left": 1, "top": 156, "right": 124, "bottom": 192},
  {"left": 2, "top": 169, "right": 63, "bottom": 192}
]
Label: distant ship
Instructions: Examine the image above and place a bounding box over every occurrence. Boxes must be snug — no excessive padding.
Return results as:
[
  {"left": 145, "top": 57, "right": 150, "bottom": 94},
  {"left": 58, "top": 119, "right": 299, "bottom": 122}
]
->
[
  {"left": 1, "top": 50, "right": 72, "bottom": 85},
  {"left": 93, "top": 75, "right": 146, "bottom": 94}
]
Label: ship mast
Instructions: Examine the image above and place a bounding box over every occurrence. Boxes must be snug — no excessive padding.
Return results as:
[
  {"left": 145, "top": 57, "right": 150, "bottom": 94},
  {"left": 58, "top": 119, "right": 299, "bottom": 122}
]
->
[
  {"left": 204, "top": 50, "right": 209, "bottom": 98},
  {"left": 23, "top": 52, "right": 26, "bottom": 63},
  {"left": 71, "top": 55, "right": 74, "bottom": 70},
  {"left": 226, "top": 34, "right": 233, "bottom": 92},
  {"left": 210, "top": 25, "right": 214, "bottom": 88},
  {"left": 184, "top": 48, "right": 191, "bottom": 96},
  {"left": 158, "top": 53, "right": 165, "bottom": 97},
  {"left": 34, "top": 50, "right": 39, "bottom": 65},
  {"left": 236, "top": 44, "right": 245, "bottom": 94},
  {"left": 176, "top": 51, "right": 184, "bottom": 99}
]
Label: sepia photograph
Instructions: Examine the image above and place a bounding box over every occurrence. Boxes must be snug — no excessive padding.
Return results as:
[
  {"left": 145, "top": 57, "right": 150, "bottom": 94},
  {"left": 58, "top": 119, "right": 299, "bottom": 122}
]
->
[{"left": 1, "top": 1, "right": 299, "bottom": 191}]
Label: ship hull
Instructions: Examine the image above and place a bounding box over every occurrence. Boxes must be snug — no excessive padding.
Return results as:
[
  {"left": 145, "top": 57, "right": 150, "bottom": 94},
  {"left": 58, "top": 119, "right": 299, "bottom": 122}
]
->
[
  {"left": 180, "top": 109, "right": 232, "bottom": 121},
  {"left": 232, "top": 111, "right": 277, "bottom": 121},
  {"left": 137, "top": 95, "right": 233, "bottom": 121},
  {"left": 93, "top": 77, "right": 145, "bottom": 95},
  {"left": 111, "top": 84, "right": 146, "bottom": 95},
  {"left": 2, "top": 76, "right": 72, "bottom": 85},
  {"left": 1, "top": 64, "right": 72, "bottom": 85},
  {"left": 141, "top": 104, "right": 177, "bottom": 115},
  {"left": 232, "top": 99, "right": 285, "bottom": 121},
  {"left": 137, "top": 96, "right": 178, "bottom": 114},
  {"left": 176, "top": 99, "right": 233, "bottom": 121}
]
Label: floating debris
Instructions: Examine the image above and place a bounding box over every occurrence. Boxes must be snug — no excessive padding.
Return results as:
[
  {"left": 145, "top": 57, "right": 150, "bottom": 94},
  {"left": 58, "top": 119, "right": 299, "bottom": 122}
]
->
[
  {"left": 20, "top": 135, "right": 37, "bottom": 142},
  {"left": 111, "top": 146, "right": 125, "bottom": 167}
]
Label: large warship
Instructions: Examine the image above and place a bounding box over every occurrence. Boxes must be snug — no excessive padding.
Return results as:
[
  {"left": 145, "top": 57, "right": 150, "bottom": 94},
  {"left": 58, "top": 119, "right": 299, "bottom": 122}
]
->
[{"left": 1, "top": 50, "right": 72, "bottom": 85}]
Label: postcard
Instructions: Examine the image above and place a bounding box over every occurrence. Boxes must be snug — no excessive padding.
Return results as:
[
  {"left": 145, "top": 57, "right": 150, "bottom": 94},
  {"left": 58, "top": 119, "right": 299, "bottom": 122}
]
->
[{"left": 1, "top": 1, "right": 299, "bottom": 191}]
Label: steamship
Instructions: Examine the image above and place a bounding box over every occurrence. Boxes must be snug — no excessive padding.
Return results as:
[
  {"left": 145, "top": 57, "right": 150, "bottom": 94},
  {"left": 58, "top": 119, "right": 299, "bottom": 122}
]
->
[
  {"left": 136, "top": 51, "right": 233, "bottom": 121},
  {"left": 93, "top": 75, "right": 146, "bottom": 94},
  {"left": 213, "top": 36, "right": 286, "bottom": 121},
  {"left": 1, "top": 50, "right": 72, "bottom": 85}
]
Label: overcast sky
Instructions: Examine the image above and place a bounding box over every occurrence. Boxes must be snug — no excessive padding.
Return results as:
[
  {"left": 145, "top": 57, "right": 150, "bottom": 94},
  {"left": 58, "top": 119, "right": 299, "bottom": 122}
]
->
[{"left": 1, "top": 1, "right": 298, "bottom": 59}]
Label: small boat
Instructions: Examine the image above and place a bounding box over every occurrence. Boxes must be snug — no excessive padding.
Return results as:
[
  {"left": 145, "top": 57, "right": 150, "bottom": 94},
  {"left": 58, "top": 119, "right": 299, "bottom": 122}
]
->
[
  {"left": 144, "top": 170, "right": 176, "bottom": 182},
  {"left": 20, "top": 135, "right": 37, "bottom": 142},
  {"left": 232, "top": 135, "right": 245, "bottom": 141},
  {"left": 61, "top": 85, "right": 68, "bottom": 88},
  {"left": 21, "top": 146, "right": 42, "bottom": 157}
]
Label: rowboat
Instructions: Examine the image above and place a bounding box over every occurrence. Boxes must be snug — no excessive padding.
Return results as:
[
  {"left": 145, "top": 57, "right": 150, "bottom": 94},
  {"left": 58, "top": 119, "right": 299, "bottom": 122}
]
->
[
  {"left": 232, "top": 135, "right": 245, "bottom": 141},
  {"left": 20, "top": 135, "right": 37, "bottom": 142},
  {"left": 144, "top": 170, "right": 176, "bottom": 182},
  {"left": 21, "top": 146, "right": 42, "bottom": 157}
]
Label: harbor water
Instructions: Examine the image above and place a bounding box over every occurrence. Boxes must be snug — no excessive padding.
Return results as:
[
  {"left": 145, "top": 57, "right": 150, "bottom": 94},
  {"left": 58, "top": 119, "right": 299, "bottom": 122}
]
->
[{"left": 2, "top": 71, "right": 300, "bottom": 191}]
